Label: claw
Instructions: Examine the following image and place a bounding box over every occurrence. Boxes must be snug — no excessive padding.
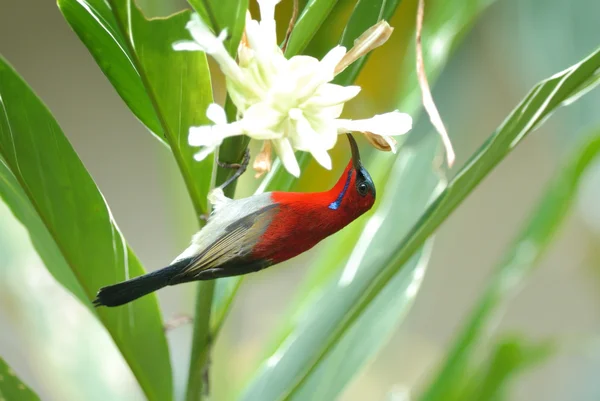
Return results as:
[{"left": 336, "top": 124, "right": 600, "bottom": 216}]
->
[{"left": 216, "top": 148, "right": 251, "bottom": 190}]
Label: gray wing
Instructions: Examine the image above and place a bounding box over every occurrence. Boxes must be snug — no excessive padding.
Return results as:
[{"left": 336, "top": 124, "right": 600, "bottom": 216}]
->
[{"left": 170, "top": 203, "right": 279, "bottom": 283}]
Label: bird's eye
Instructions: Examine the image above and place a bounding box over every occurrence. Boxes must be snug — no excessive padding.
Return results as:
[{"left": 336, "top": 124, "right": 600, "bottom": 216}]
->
[{"left": 357, "top": 182, "right": 368, "bottom": 196}]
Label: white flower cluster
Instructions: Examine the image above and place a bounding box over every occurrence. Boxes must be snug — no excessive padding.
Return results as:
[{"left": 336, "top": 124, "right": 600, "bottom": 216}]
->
[{"left": 174, "top": 0, "right": 413, "bottom": 177}]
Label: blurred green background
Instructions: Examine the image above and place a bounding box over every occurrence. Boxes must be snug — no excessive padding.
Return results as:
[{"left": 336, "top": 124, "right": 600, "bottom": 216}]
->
[{"left": 1, "top": 0, "right": 599, "bottom": 400}]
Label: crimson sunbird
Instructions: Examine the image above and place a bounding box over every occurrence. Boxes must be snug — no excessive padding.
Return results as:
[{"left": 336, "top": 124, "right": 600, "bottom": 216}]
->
[{"left": 93, "top": 134, "right": 376, "bottom": 307}]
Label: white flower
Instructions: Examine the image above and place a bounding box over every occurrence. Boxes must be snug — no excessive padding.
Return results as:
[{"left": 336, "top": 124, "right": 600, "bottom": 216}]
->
[{"left": 174, "top": 0, "right": 413, "bottom": 177}]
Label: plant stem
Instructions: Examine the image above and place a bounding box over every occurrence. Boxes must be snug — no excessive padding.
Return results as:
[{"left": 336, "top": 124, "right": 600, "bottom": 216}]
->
[
  {"left": 185, "top": 98, "right": 247, "bottom": 401},
  {"left": 185, "top": 281, "right": 215, "bottom": 401}
]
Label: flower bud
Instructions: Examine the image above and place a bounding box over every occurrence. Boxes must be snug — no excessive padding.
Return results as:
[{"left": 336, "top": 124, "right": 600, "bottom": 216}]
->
[
  {"left": 253, "top": 141, "right": 273, "bottom": 178},
  {"left": 335, "top": 20, "right": 394, "bottom": 76},
  {"left": 363, "top": 132, "right": 396, "bottom": 152}
]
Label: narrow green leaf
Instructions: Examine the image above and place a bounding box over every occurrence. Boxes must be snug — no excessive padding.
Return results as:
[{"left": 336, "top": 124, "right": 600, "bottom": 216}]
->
[
  {"left": 284, "top": 0, "right": 341, "bottom": 57},
  {"left": 0, "top": 357, "right": 40, "bottom": 401},
  {"left": 240, "top": 136, "right": 441, "bottom": 401},
  {"left": 243, "top": 47, "right": 600, "bottom": 401},
  {"left": 59, "top": 0, "right": 214, "bottom": 217},
  {"left": 58, "top": 0, "right": 164, "bottom": 141},
  {"left": 333, "top": 0, "right": 402, "bottom": 86},
  {"left": 237, "top": 1, "right": 498, "bottom": 396},
  {"left": 0, "top": 56, "right": 172, "bottom": 401},
  {"left": 418, "top": 133, "right": 600, "bottom": 401},
  {"left": 0, "top": 158, "right": 87, "bottom": 303},
  {"left": 186, "top": 0, "right": 248, "bottom": 56},
  {"left": 462, "top": 337, "right": 554, "bottom": 401}
]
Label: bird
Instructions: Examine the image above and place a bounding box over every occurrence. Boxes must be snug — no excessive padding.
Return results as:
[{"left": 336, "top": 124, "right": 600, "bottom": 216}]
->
[{"left": 93, "top": 134, "right": 376, "bottom": 307}]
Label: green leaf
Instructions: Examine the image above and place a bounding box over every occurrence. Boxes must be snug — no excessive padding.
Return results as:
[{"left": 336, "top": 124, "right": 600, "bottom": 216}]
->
[
  {"left": 59, "top": 0, "right": 214, "bottom": 217},
  {"left": 186, "top": 0, "right": 248, "bottom": 56},
  {"left": 0, "top": 158, "right": 87, "bottom": 302},
  {"left": 284, "top": 0, "right": 341, "bottom": 57},
  {"left": 0, "top": 357, "right": 40, "bottom": 401},
  {"left": 58, "top": 0, "right": 163, "bottom": 141},
  {"left": 333, "top": 0, "right": 402, "bottom": 86},
  {"left": 462, "top": 337, "right": 554, "bottom": 401},
  {"left": 240, "top": 135, "right": 441, "bottom": 401},
  {"left": 242, "top": 47, "right": 600, "bottom": 401},
  {"left": 417, "top": 133, "right": 600, "bottom": 401},
  {"left": 0, "top": 56, "right": 172, "bottom": 401}
]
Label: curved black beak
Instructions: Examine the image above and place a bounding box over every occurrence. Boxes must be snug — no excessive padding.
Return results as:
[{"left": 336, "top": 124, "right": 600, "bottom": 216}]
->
[{"left": 346, "top": 133, "right": 362, "bottom": 170}]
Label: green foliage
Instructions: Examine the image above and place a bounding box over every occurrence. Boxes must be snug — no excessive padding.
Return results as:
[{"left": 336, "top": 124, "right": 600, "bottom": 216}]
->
[
  {"left": 58, "top": 0, "right": 214, "bottom": 218},
  {"left": 240, "top": 135, "right": 441, "bottom": 401},
  {"left": 240, "top": 46, "right": 600, "bottom": 401},
  {"left": 0, "top": 56, "right": 172, "bottom": 401},
  {"left": 58, "top": 0, "right": 163, "bottom": 140},
  {"left": 0, "top": 357, "right": 40, "bottom": 401},
  {"left": 333, "top": 0, "right": 402, "bottom": 86},
  {"left": 418, "top": 134, "right": 600, "bottom": 401},
  {"left": 1, "top": 0, "right": 600, "bottom": 400},
  {"left": 456, "top": 337, "right": 554, "bottom": 401},
  {"left": 284, "top": 0, "right": 341, "bottom": 57}
]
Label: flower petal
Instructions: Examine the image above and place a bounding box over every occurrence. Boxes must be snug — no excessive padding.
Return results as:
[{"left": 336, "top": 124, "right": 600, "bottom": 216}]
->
[
  {"left": 188, "top": 121, "right": 244, "bottom": 147},
  {"left": 294, "top": 46, "right": 347, "bottom": 102},
  {"left": 336, "top": 111, "right": 412, "bottom": 136},
  {"left": 185, "top": 13, "right": 223, "bottom": 54},
  {"left": 183, "top": 14, "right": 259, "bottom": 98},
  {"left": 309, "top": 146, "right": 332, "bottom": 170},
  {"left": 364, "top": 132, "right": 397, "bottom": 152},
  {"left": 305, "top": 115, "right": 339, "bottom": 150},
  {"left": 206, "top": 103, "right": 227, "bottom": 125},
  {"left": 241, "top": 102, "right": 283, "bottom": 139},
  {"left": 257, "top": 0, "right": 280, "bottom": 46},
  {"left": 193, "top": 146, "right": 217, "bottom": 161},
  {"left": 382, "top": 135, "right": 398, "bottom": 153},
  {"left": 188, "top": 125, "right": 217, "bottom": 147},
  {"left": 290, "top": 112, "right": 333, "bottom": 170},
  {"left": 320, "top": 45, "right": 348, "bottom": 75},
  {"left": 172, "top": 40, "right": 204, "bottom": 51},
  {"left": 272, "top": 138, "right": 300, "bottom": 177},
  {"left": 257, "top": 0, "right": 279, "bottom": 22},
  {"left": 304, "top": 84, "right": 361, "bottom": 108}
]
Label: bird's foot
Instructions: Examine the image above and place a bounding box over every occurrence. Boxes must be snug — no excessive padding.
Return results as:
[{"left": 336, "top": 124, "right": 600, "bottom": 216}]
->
[{"left": 216, "top": 148, "right": 250, "bottom": 190}]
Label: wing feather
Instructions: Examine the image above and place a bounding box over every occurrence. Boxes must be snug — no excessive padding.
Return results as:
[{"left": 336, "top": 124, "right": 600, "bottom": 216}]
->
[{"left": 171, "top": 203, "right": 279, "bottom": 283}]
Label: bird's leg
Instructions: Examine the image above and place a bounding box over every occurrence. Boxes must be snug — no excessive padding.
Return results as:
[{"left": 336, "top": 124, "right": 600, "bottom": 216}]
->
[{"left": 216, "top": 148, "right": 250, "bottom": 190}]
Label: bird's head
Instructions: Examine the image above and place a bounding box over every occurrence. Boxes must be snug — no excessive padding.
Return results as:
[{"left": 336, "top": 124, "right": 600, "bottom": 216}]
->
[{"left": 328, "top": 134, "right": 376, "bottom": 215}]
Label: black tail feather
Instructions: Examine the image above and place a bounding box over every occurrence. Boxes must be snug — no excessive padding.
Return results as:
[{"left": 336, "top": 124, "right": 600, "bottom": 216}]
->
[{"left": 93, "top": 258, "right": 192, "bottom": 307}]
